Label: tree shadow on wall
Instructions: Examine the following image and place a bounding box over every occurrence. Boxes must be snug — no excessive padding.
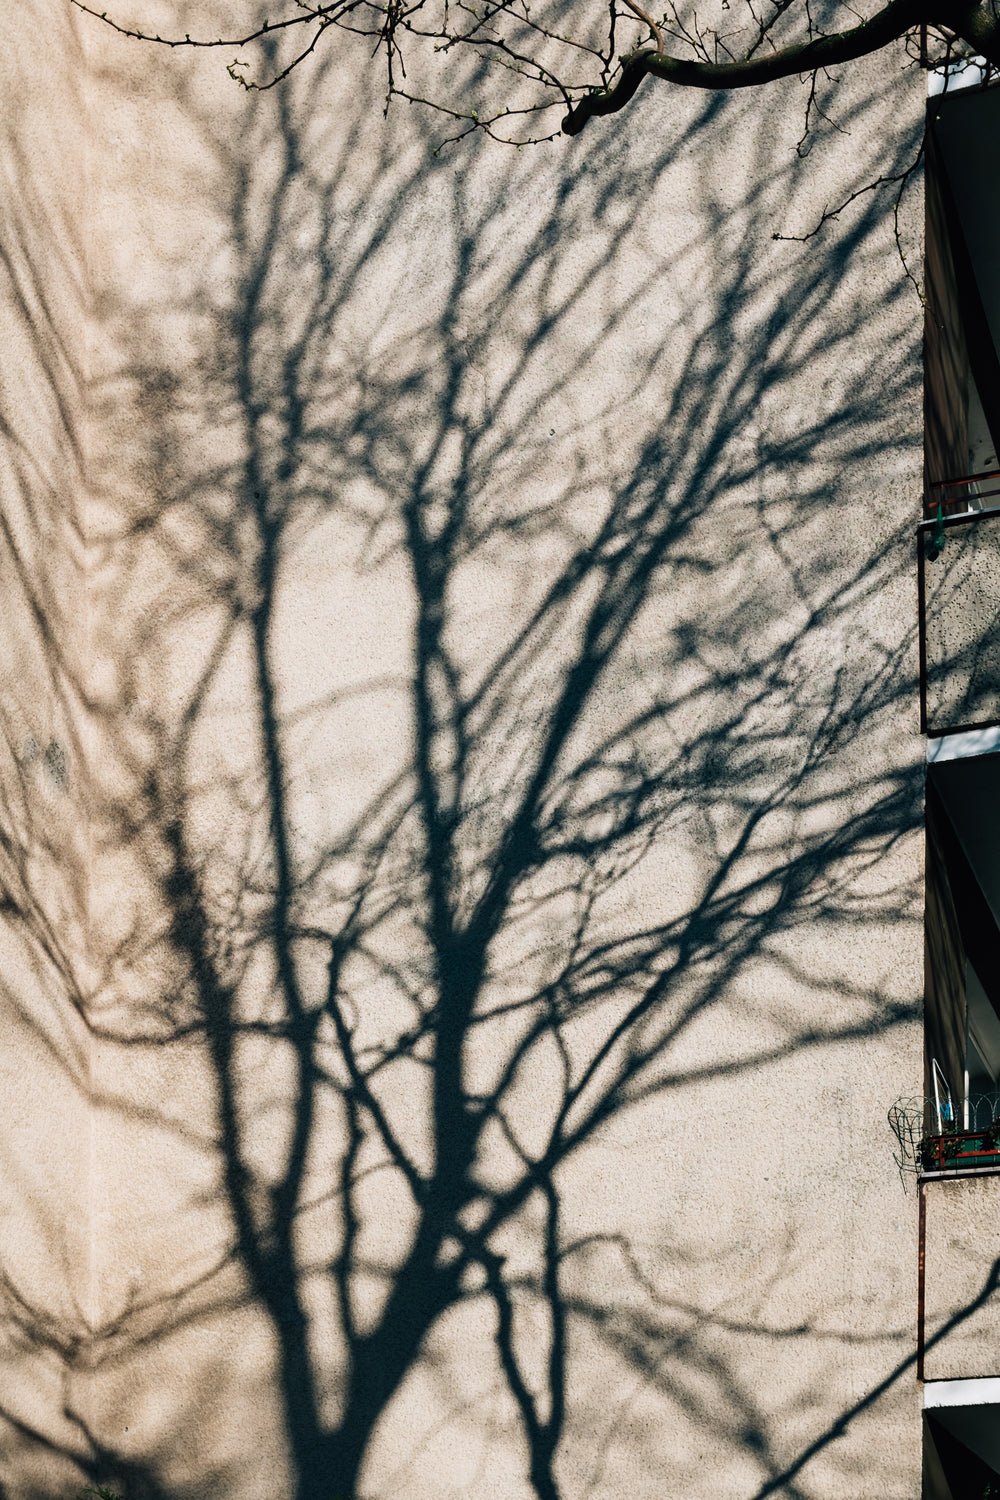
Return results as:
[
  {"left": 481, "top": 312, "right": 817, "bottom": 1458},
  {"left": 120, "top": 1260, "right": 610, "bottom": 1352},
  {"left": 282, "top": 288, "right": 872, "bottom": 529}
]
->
[{"left": 0, "top": 35, "right": 957, "bottom": 1500}]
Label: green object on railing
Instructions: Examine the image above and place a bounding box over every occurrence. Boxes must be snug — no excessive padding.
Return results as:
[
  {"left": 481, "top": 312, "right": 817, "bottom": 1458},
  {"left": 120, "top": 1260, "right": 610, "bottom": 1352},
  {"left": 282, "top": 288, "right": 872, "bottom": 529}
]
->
[{"left": 926, "top": 499, "right": 946, "bottom": 560}]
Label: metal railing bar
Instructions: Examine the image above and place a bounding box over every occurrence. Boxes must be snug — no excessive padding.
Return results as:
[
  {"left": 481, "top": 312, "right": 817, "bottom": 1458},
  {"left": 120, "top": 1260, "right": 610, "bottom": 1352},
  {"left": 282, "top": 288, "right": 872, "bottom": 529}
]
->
[
  {"left": 931, "top": 466, "right": 1000, "bottom": 490},
  {"left": 917, "top": 503, "right": 1000, "bottom": 533}
]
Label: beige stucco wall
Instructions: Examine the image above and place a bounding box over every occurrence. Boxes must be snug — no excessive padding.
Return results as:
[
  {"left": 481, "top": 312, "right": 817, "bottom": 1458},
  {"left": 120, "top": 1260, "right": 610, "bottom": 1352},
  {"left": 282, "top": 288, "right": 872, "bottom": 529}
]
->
[
  {"left": 0, "top": 5, "right": 95, "bottom": 1496},
  {"left": 923, "top": 1174, "right": 1000, "bottom": 1382},
  {"left": 0, "top": 7, "right": 929, "bottom": 1498}
]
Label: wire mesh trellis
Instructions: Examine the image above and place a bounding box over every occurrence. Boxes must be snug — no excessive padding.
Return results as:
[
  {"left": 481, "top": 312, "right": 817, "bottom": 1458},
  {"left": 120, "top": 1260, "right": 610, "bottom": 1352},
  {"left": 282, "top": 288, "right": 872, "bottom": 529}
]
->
[{"left": 889, "top": 1093, "right": 1000, "bottom": 1183}]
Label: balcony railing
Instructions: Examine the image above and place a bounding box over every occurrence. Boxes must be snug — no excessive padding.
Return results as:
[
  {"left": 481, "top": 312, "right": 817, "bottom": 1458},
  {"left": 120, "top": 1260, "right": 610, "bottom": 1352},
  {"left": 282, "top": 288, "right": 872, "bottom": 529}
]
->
[
  {"left": 926, "top": 467, "right": 1000, "bottom": 519},
  {"left": 918, "top": 474, "right": 1000, "bottom": 736},
  {"left": 889, "top": 1093, "right": 1000, "bottom": 1178}
]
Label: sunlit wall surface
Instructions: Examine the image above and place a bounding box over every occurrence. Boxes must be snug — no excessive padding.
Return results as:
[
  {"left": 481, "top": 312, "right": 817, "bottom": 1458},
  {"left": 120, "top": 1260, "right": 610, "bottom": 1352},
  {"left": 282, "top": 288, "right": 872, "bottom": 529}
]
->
[{"left": 0, "top": 7, "right": 927, "bottom": 1497}]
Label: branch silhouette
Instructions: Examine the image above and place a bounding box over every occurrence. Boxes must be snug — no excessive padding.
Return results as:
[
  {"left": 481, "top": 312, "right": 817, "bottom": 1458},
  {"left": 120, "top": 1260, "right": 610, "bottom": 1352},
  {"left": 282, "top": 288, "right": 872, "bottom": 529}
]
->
[
  {"left": 0, "top": 28, "right": 937, "bottom": 1500},
  {"left": 71, "top": 0, "right": 999, "bottom": 146}
]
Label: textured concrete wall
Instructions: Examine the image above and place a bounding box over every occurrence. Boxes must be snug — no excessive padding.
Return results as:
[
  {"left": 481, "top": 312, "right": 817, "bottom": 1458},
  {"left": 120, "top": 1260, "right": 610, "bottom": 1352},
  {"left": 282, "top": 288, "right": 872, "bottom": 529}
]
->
[
  {"left": 922, "top": 509, "right": 1000, "bottom": 733},
  {"left": 0, "top": 5, "right": 94, "bottom": 1496},
  {"left": 923, "top": 1175, "right": 1000, "bottom": 1382},
  {"left": 0, "top": 8, "right": 928, "bottom": 1499}
]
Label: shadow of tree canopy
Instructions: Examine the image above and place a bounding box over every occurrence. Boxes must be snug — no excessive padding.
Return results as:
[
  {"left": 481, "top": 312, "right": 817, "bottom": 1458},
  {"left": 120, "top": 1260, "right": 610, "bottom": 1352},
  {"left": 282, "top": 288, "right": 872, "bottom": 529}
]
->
[{"left": 0, "top": 23, "right": 944, "bottom": 1500}]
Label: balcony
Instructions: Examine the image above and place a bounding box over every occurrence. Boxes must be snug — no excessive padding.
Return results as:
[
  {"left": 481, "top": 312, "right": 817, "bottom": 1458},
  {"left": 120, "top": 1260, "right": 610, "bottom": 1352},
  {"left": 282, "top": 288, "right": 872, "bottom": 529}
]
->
[
  {"left": 920, "top": 1171, "right": 1000, "bottom": 1385},
  {"left": 918, "top": 475, "right": 1000, "bottom": 738},
  {"left": 890, "top": 1094, "right": 1000, "bottom": 1178},
  {"left": 890, "top": 1094, "right": 1000, "bottom": 1387}
]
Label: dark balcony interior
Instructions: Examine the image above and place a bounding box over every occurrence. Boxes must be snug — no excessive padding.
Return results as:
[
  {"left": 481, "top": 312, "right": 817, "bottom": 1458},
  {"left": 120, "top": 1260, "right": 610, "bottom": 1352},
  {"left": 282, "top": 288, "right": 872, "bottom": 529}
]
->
[
  {"left": 923, "top": 753, "right": 1000, "bottom": 1161},
  {"left": 926, "top": 82, "right": 1000, "bottom": 492},
  {"left": 887, "top": 753, "right": 1000, "bottom": 1176},
  {"left": 924, "top": 1407, "right": 1000, "bottom": 1500},
  {"left": 920, "top": 83, "right": 1000, "bottom": 738}
]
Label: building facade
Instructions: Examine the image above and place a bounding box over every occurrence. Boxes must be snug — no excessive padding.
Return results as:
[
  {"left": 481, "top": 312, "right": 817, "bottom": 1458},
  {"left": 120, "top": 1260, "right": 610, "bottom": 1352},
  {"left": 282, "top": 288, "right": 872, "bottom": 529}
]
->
[{"left": 0, "top": 5, "right": 995, "bottom": 1499}]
